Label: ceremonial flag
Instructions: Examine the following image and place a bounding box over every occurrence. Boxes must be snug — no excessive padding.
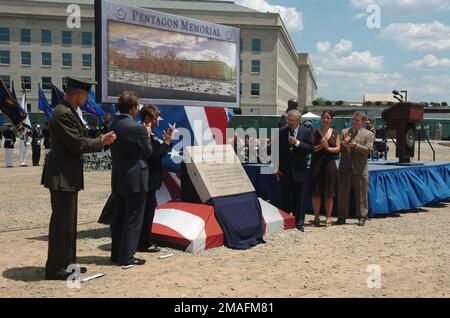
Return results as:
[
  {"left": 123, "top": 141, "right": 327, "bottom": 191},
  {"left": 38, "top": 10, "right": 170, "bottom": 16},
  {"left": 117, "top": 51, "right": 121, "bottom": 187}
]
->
[
  {"left": 81, "top": 90, "right": 105, "bottom": 122},
  {"left": 0, "top": 79, "right": 28, "bottom": 128},
  {"left": 51, "top": 83, "right": 64, "bottom": 108},
  {"left": 20, "top": 89, "right": 31, "bottom": 129},
  {"left": 38, "top": 84, "right": 53, "bottom": 120},
  {"left": 153, "top": 106, "right": 231, "bottom": 205},
  {"left": 103, "top": 103, "right": 117, "bottom": 119},
  {"left": 11, "top": 80, "right": 17, "bottom": 101}
]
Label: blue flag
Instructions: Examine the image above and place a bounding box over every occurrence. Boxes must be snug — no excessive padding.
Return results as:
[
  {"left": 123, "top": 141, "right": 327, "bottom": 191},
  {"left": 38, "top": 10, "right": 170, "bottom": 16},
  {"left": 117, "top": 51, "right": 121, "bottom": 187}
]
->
[
  {"left": 51, "top": 84, "right": 65, "bottom": 108},
  {"left": 38, "top": 84, "right": 53, "bottom": 120},
  {"left": 81, "top": 90, "right": 106, "bottom": 122},
  {"left": 104, "top": 103, "right": 117, "bottom": 119},
  {"left": 0, "top": 79, "right": 28, "bottom": 128}
]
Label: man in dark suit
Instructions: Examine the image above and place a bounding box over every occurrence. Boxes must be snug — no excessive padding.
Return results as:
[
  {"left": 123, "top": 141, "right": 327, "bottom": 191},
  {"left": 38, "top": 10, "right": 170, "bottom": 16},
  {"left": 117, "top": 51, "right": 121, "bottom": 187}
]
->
[
  {"left": 42, "top": 77, "right": 116, "bottom": 280},
  {"left": 109, "top": 92, "right": 153, "bottom": 266},
  {"left": 275, "top": 110, "right": 314, "bottom": 231},
  {"left": 138, "top": 105, "right": 173, "bottom": 253}
]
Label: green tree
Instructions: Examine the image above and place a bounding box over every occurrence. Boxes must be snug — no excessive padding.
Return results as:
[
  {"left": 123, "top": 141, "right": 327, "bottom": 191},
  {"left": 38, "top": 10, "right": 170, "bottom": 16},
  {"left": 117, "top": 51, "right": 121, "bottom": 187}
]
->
[
  {"left": 302, "top": 106, "right": 309, "bottom": 115},
  {"left": 313, "top": 97, "right": 327, "bottom": 106}
]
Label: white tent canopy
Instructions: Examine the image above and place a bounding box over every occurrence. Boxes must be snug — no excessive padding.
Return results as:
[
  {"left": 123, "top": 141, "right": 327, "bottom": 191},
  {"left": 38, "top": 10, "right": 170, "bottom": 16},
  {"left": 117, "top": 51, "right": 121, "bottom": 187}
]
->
[{"left": 302, "top": 112, "right": 321, "bottom": 119}]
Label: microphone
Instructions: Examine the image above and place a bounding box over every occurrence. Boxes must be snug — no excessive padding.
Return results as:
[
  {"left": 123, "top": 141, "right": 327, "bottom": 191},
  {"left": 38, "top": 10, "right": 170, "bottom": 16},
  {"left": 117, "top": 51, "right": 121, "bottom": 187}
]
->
[
  {"left": 289, "top": 129, "right": 295, "bottom": 152},
  {"left": 290, "top": 129, "right": 295, "bottom": 137}
]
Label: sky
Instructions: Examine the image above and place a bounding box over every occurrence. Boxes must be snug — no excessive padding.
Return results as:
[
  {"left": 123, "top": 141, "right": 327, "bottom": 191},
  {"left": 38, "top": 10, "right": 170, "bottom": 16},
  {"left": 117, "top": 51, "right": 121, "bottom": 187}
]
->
[
  {"left": 109, "top": 21, "right": 237, "bottom": 67},
  {"left": 232, "top": 0, "right": 450, "bottom": 103}
]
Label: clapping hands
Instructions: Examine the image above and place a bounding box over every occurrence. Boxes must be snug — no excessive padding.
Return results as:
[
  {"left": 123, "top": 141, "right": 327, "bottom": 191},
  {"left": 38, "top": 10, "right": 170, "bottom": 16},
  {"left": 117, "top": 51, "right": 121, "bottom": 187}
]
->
[
  {"left": 163, "top": 126, "right": 174, "bottom": 145},
  {"left": 101, "top": 131, "right": 116, "bottom": 146},
  {"left": 343, "top": 131, "right": 356, "bottom": 148},
  {"left": 321, "top": 137, "right": 329, "bottom": 150}
]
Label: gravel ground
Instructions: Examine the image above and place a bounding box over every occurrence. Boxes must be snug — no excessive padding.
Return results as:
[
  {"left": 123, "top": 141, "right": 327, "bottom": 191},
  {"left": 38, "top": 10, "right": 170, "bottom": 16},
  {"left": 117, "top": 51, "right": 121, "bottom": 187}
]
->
[{"left": 0, "top": 142, "right": 449, "bottom": 298}]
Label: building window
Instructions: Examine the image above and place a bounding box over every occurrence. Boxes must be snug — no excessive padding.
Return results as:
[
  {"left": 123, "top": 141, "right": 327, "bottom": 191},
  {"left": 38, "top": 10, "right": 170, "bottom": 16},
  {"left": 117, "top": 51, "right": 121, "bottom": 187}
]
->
[
  {"left": 21, "top": 52, "right": 31, "bottom": 66},
  {"left": 27, "top": 103, "right": 31, "bottom": 113},
  {"left": 251, "top": 60, "right": 261, "bottom": 73},
  {"left": 0, "top": 75, "right": 11, "bottom": 89},
  {"left": 21, "top": 29, "right": 31, "bottom": 43},
  {"left": 82, "top": 54, "right": 92, "bottom": 68},
  {"left": 82, "top": 32, "right": 92, "bottom": 46},
  {"left": 239, "top": 82, "right": 242, "bottom": 96},
  {"left": 42, "top": 52, "right": 52, "bottom": 66},
  {"left": 21, "top": 76, "right": 31, "bottom": 90},
  {"left": 41, "top": 30, "right": 52, "bottom": 44},
  {"left": 62, "top": 31, "right": 72, "bottom": 45},
  {"left": 0, "top": 28, "right": 9, "bottom": 42},
  {"left": 42, "top": 77, "right": 52, "bottom": 90},
  {"left": 62, "top": 53, "right": 72, "bottom": 67},
  {"left": 252, "top": 39, "right": 261, "bottom": 53},
  {"left": 251, "top": 83, "right": 260, "bottom": 96},
  {"left": 240, "top": 38, "right": 243, "bottom": 52},
  {"left": 0, "top": 50, "right": 10, "bottom": 64},
  {"left": 240, "top": 59, "right": 243, "bottom": 73}
]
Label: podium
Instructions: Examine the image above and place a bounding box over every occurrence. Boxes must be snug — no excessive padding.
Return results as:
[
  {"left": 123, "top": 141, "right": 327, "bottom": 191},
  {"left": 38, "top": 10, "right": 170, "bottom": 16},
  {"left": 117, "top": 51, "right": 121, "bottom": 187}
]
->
[{"left": 382, "top": 102, "right": 424, "bottom": 164}]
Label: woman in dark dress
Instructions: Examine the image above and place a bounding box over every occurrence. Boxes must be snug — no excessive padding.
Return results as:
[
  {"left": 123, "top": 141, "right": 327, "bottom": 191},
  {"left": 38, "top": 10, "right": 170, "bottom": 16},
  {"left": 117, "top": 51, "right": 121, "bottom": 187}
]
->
[{"left": 309, "top": 111, "right": 341, "bottom": 227}]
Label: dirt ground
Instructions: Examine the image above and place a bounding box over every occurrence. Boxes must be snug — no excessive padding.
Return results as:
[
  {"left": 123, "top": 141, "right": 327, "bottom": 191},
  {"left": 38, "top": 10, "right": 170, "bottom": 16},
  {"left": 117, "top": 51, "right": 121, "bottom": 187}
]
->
[{"left": 0, "top": 141, "right": 449, "bottom": 298}]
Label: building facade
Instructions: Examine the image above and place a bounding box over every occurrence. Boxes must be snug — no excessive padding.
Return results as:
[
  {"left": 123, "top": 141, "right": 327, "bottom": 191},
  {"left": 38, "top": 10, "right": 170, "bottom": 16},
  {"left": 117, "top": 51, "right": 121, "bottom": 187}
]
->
[
  {"left": 298, "top": 53, "right": 317, "bottom": 108},
  {"left": 0, "top": 0, "right": 317, "bottom": 115}
]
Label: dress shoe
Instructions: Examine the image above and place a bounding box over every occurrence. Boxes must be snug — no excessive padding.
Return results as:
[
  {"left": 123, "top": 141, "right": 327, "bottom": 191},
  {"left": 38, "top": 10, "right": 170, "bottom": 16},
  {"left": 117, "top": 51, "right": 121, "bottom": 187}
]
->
[
  {"left": 79, "top": 267, "right": 87, "bottom": 274},
  {"left": 45, "top": 272, "right": 70, "bottom": 281},
  {"left": 296, "top": 225, "right": 305, "bottom": 232},
  {"left": 121, "top": 257, "right": 146, "bottom": 266},
  {"left": 45, "top": 266, "right": 87, "bottom": 280},
  {"left": 138, "top": 245, "right": 161, "bottom": 253},
  {"left": 357, "top": 219, "right": 366, "bottom": 226},
  {"left": 335, "top": 218, "right": 346, "bottom": 225}
]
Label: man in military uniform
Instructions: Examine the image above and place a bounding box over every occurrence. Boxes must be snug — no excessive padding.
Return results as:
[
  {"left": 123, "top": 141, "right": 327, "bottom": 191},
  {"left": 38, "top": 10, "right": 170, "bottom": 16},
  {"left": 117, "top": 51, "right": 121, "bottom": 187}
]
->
[
  {"left": 42, "top": 77, "right": 116, "bottom": 280},
  {"left": 2, "top": 124, "right": 15, "bottom": 168},
  {"left": 31, "top": 122, "right": 42, "bottom": 166},
  {"left": 18, "top": 127, "right": 31, "bottom": 167}
]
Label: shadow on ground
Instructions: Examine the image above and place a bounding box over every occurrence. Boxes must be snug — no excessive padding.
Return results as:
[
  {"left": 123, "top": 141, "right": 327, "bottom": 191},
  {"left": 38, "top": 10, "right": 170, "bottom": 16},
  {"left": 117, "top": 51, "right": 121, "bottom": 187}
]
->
[
  {"left": 2, "top": 266, "right": 45, "bottom": 282},
  {"left": 27, "top": 227, "right": 110, "bottom": 242}
]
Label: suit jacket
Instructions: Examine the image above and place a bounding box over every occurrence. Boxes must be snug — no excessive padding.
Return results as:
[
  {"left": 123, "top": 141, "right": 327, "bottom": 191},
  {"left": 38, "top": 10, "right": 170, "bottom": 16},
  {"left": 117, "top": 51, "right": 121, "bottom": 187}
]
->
[
  {"left": 278, "top": 125, "right": 314, "bottom": 183},
  {"left": 148, "top": 133, "right": 171, "bottom": 191},
  {"left": 42, "top": 127, "right": 51, "bottom": 149},
  {"left": 41, "top": 100, "right": 104, "bottom": 192},
  {"left": 109, "top": 115, "right": 153, "bottom": 195},
  {"left": 338, "top": 127, "right": 375, "bottom": 176}
]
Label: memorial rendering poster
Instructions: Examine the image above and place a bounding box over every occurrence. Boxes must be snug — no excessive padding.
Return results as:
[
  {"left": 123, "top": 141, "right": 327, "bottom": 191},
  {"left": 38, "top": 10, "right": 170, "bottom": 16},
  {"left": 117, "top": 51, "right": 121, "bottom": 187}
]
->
[{"left": 95, "top": 0, "right": 240, "bottom": 108}]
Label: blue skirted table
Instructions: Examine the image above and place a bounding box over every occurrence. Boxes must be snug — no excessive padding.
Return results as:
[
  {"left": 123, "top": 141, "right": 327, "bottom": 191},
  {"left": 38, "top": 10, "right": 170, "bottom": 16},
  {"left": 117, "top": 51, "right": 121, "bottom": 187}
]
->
[{"left": 243, "top": 162, "right": 450, "bottom": 217}]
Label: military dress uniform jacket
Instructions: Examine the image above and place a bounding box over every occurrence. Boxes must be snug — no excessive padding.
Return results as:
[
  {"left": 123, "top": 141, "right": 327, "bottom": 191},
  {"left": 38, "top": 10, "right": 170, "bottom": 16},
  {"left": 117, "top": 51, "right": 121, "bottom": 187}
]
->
[
  {"left": 41, "top": 99, "right": 103, "bottom": 192},
  {"left": 2, "top": 128, "right": 16, "bottom": 149}
]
